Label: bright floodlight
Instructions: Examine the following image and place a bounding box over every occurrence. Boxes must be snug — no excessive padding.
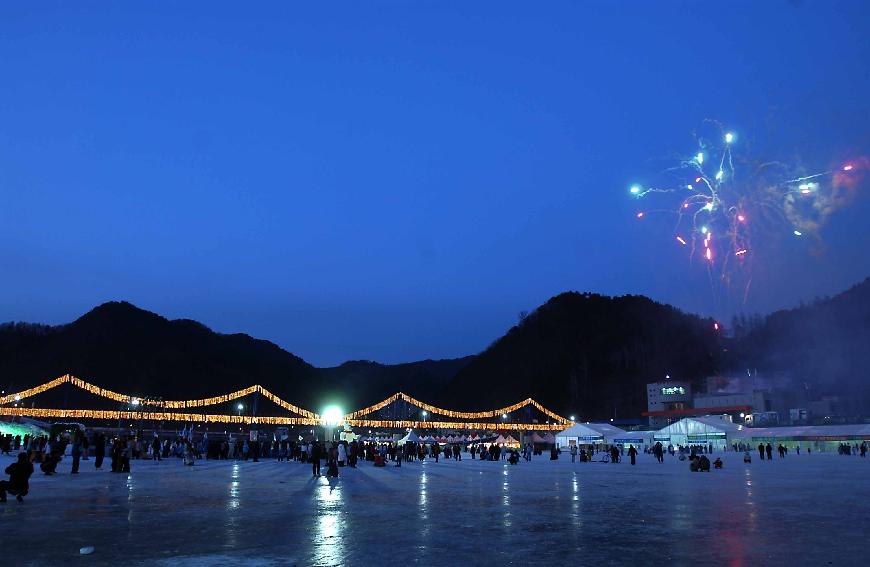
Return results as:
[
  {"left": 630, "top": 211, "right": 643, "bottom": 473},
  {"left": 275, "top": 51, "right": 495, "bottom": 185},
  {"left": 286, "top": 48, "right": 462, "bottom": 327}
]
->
[
  {"left": 131, "top": 398, "right": 140, "bottom": 406},
  {"left": 715, "top": 170, "right": 724, "bottom": 181},
  {"left": 501, "top": 413, "right": 507, "bottom": 419},
  {"left": 793, "top": 230, "right": 803, "bottom": 236},
  {"left": 322, "top": 405, "right": 344, "bottom": 426},
  {"left": 422, "top": 410, "right": 427, "bottom": 416},
  {"left": 725, "top": 132, "right": 734, "bottom": 144},
  {"left": 570, "top": 415, "right": 575, "bottom": 421},
  {"left": 629, "top": 185, "right": 641, "bottom": 195},
  {"left": 237, "top": 403, "right": 244, "bottom": 410},
  {"left": 696, "top": 152, "right": 704, "bottom": 165}
]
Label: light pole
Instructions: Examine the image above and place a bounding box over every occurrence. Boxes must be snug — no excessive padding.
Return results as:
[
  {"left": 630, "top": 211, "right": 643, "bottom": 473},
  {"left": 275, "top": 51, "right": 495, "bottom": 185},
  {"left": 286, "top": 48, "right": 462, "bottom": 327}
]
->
[{"left": 321, "top": 406, "right": 343, "bottom": 444}]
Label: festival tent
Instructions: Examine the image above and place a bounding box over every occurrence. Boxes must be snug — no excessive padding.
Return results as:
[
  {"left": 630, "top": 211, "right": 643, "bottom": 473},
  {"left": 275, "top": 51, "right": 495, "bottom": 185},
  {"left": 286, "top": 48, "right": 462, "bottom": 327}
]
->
[
  {"left": 555, "top": 423, "right": 625, "bottom": 448},
  {"left": 504, "top": 435, "right": 520, "bottom": 448},
  {"left": 654, "top": 416, "right": 743, "bottom": 450},
  {"left": 728, "top": 423, "right": 870, "bottom": 451},
  {"left": 493, "top": 434, "right": 507, "bottom": 445},
  {"left": 397, "top": 430, "right": 421, "bottom": 445},
  {"left": 530, "top": 433, "right": 545, "bottom": 444},
  {"left": 0, "top": 419, "right": 49, "bottom": 439}
]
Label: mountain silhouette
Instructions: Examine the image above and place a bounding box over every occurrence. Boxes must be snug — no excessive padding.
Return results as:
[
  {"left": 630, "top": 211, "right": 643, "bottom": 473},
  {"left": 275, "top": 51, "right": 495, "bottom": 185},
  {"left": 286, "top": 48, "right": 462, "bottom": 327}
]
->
[
  {"left": 1, "top": 279, "right": 868, "bottom": 419},
  {"left": 440, "top": 293, "right": 721, "bottom": 420}
]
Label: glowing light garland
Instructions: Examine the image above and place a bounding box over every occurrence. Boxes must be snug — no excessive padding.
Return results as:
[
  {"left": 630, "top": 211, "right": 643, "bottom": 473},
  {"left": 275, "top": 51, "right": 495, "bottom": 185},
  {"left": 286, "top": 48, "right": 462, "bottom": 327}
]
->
[
  {"left": 0, "top": 408, "right": 567, "bottom": 430},
  {"left": 345, "top": 392, "right": 572, "bottom": 425},
  {"left": 0, "top": 375, "right": 318, "bottom": 418},
  {"left": 1, "top": 375, "right": 572, "bottom": 430}
]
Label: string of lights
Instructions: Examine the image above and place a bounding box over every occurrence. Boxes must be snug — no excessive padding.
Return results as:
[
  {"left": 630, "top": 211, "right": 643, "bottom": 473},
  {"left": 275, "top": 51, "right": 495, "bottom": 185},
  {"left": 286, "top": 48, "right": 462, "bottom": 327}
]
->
[
  {"left": 0, "top": 407, "right": 566, "bottom": 430},
  {"left": 1, "top": 375, "right": 571, "bottom": 428},
  {"left": 0, "top": 375, "right": 319, "bottom": 418},
  {"left": 346, "top": 392, "right": 572, "bottom": 424},
  {"left": 343, "top": 393, "right": 401, "bottom": 420}
]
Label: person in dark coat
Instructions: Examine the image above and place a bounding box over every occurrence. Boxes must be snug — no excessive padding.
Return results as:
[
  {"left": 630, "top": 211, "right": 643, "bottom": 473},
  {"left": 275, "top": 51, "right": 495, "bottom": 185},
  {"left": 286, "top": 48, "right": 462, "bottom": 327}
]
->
[
  {"left": 765, "top": 443, "right": 773, "bottom": 460},
  {"left": 628, "top": 445, "right": 638, "bottom": 465},
  {"left": 610, "top": 445, "right": 619, "bottom": 463},
  {"left": 1, "top": 453, "right": 34, "bottom": 502},
  {"left": 757, "top": 443, "right": 765, "bottom": 461},
  {"left": 311, "top": 442, "right": 321, "bottom": 476},
  {"left": 94, "top": 432, "right": 106, "bottom": 469},
  {"left": 70, "top": 433, "right": 82, "bottom": 474}
]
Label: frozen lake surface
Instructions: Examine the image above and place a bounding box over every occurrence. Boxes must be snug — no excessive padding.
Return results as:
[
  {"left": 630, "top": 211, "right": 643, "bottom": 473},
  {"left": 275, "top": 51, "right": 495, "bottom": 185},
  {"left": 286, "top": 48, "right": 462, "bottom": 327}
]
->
[{"left": 1, "top": 450, "right": 867, "bottom": 566}]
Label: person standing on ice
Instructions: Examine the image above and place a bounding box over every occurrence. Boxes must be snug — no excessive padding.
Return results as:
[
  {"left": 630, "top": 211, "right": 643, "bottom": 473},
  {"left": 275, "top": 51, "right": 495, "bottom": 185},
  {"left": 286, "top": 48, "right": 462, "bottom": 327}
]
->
[
  {"left": 653, "top": 442, "right": 664, "bottom": 463},
  {"left": 337, "top": 442, "right": 347, "bottom": 467},
  {"left": 628, "top": 445, "right": 638, "bottom": 465},
  {"left": 570, "top": 445, "right": 577, "bottom": 463},
  {"left": 765, "top": 443, "right": 773, "bottom": 460},
  {"left": 758, "top": 443, "right": 765, "bottom": 461},
  {"left": 311, "top": 442, "right": 322, "bottom": 476}
]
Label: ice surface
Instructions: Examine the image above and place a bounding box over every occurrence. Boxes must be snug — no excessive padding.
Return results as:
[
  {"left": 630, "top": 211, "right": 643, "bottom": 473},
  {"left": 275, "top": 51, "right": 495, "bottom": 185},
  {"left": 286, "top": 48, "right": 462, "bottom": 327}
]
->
[{"left": 0, "top": 451, "right": 867, "bottom": 566}]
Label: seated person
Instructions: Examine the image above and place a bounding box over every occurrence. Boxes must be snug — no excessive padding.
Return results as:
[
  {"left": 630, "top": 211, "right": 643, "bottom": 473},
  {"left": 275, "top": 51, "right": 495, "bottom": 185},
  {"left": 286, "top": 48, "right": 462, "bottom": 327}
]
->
[
  {"left": 373, "top": 454, "right": 385, "bottom": 467},
  {"left": 689, "top": 455, "right": 700, "bottom": 472},
  {"left": 743, "top": 451, "right": 751, "bottom": 463},
  {"left": 699, "top": 455, "right": 711, "bottom": 472},
  {"left": 508, "top": 450, "right": 519, "bottom": 465},
  {"left": 713, "top": 457, "right": 723, "bottom": 469},
  {"left": 1, "top": 453, "right": 34, "bottom": 502}
]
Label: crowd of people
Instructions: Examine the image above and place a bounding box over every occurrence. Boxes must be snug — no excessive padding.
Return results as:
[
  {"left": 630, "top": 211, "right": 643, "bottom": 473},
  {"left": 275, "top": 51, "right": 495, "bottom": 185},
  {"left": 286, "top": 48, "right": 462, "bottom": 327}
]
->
[{"left": 2, "top": 426, "right": 868, "bottom": 504}]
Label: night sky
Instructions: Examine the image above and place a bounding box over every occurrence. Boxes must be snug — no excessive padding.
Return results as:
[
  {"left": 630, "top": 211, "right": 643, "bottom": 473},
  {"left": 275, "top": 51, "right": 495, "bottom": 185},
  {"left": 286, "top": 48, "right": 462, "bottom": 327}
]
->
[{"left": 2, "top": 2, "right": 869, "bottom": 365}]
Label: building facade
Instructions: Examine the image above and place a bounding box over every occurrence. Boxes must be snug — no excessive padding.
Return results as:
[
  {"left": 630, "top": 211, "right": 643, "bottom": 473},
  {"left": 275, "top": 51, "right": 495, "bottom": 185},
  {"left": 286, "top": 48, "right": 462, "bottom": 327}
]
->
[{"left": 645, "top": 381, "right": 692, "bottom": 428}]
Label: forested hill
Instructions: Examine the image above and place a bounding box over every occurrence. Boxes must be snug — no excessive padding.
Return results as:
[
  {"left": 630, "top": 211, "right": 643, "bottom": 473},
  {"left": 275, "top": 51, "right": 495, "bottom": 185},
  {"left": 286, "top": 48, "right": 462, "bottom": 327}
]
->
[
  {"left": 440, "top": 293, "right": 722, "bottom": 421},
  {"left": 0, "top": 302, "right": 467, "bottom": 411},
  {"left": 2, "top": 280, "right": 867, "bottom": 419},
  {"left": 729, "top": 278, "right": 870, "bottom": 409}
]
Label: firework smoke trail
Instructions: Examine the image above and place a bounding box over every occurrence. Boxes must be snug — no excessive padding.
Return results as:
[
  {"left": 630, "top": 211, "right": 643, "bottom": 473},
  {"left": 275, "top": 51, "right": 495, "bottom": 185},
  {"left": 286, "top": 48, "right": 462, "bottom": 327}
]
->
[{"left": 629, "top": 122, "right": 863, "bottom": 310}]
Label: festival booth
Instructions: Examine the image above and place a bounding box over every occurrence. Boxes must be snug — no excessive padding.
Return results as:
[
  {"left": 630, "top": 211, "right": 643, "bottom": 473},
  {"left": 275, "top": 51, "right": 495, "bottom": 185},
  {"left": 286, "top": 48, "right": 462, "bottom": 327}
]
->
[
  {"left": 555, "top": 422, "right": 626, "bottom": 450},
  {"left": 611, "top": 430, "right": 654, "bottom": 451},
  {"left": 729, "top": 423, "right": 870, "bottom": 453},
  {"left": 0, "top": 418, "right": 49, "bottom": 439},
  {"left": 654, "top": 415, "right": 741, "bottom": 450},
  {"left": 396, "top": 430, "right": 421, "bottom": 445}
]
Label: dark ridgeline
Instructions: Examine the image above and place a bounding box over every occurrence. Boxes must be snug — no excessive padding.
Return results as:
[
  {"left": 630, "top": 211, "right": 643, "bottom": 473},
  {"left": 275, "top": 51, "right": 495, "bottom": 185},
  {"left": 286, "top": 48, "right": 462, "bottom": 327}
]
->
[
  {"left": 439, "top": 293, "right": 721, "bottom": 421},
  {"left": 727, "top": 277, "right": 870, "bottom": 414},
  {"left": 0, "top": 301, "right": 470, "bottom": 413},
  {"left": 0, "top": 277, "right": 868, "bottom": 419}
]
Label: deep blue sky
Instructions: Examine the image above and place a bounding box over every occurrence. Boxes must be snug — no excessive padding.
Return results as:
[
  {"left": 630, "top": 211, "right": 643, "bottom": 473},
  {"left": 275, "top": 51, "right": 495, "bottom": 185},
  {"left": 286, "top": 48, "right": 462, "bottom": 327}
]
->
[{"left": 2, "top": 2, "right": 869, "bottom": 365}]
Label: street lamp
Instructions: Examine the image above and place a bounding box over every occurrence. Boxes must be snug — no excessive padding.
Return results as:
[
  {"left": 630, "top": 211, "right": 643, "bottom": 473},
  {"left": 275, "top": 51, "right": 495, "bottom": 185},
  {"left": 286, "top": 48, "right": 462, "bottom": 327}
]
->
[
  {"left": 570, "top": 415, "right": 575, "bottom": 422},
  {"left": 422, "top": 410, "right": 427, "bottom": 422},
  {"left": 237, "top": 403, "right": 244, "bottom": 417},
  {"left": 321, "top": 405, "right": 343, "bottom": 443}
]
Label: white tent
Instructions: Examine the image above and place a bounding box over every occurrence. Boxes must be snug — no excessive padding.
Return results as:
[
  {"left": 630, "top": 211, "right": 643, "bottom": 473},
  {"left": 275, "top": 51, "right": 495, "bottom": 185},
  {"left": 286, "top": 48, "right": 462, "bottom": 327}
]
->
[
  {"left": 655, "top": 415, "right": 743, "bottom": 449},
  {"left": 397, "top": 430, "right": 421, "bottom": 445},
  {"left": 555, "top": 422, "right": 626, "bottom": 448}
]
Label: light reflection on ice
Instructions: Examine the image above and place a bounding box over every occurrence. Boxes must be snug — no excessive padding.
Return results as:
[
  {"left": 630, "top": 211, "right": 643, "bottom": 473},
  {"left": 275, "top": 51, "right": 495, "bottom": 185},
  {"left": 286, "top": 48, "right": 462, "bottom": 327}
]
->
[
  {"left": 502, "top": 467, "right": 511, "bottom": 527},
  {"left": 225, "top": 463, "right": 241, "bottom": 549},
  {"left": 314, "top": 478, "right": 344, "bottom": 566}
]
